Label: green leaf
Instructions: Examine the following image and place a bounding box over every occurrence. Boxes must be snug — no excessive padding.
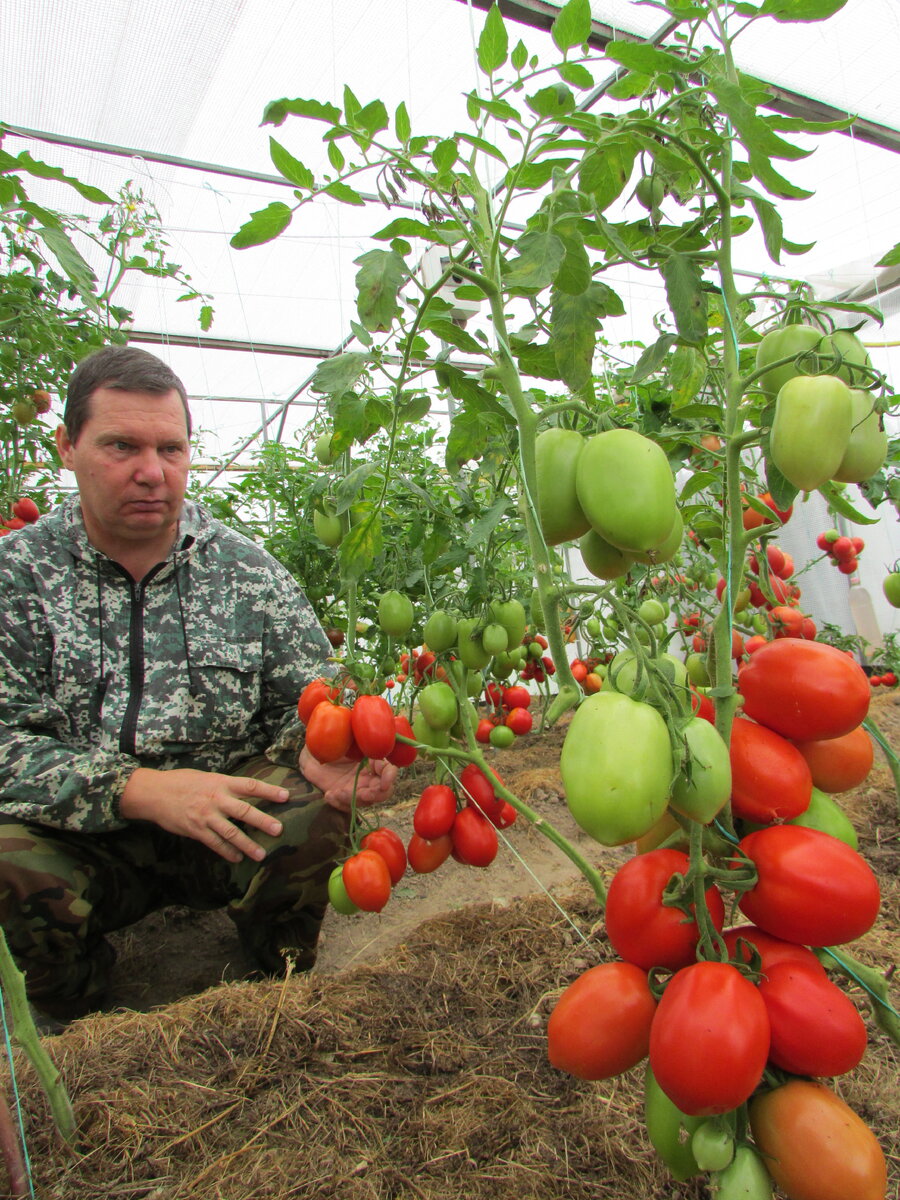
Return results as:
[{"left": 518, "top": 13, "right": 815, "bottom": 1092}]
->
[
  {"left": 661, "top": 254, "right": 708, "bottom": 343},
  {"left": 431, "top": 138, "right": 458, "bottom": 176},
  {"left": 261, "top": 97, "right": 341, "bottom": 127},
  {"left": 526, "top": 84, "right": 575, "bottom": 119},
  {"left": 552, "top": 0, "right": 592, "bottom": 51},
  {"left": 465, "top": 497, "right": 513, "bottom": 548},
  {"left": 199, "top": 305, "right": 214, "bottom": 332},
  {"left": 669, "top": 344, "right": 708, "bottom": 408},
  {"left": 339, "top": 512, "right": 383, "bottom": 581},
  {"left": 11, "top": 151, "right": 112, "bottom": 204},
  {"left": 819, "top": 480, "right": 880, "bottom": 525},
  {"left": 343, "top": 86, "right": 361, "bottom": 130},
  {"left": 630, "top": 335, "right": 679, "bottom": 383},
  {"left": 354, "top": 248, "right": 407, "bottom": 332},
  {"left": 876, "top": 242, "right": 900, "bottom": 269},
  {"left": 763, "top": 458, "right": 799, "bottom": 514},
  {"left": 397, "top": 392, "right": 432, "bottom": 424},
  {"left": 268, "top": 138, "right": 314, "bottom": 189},
  {"left": 327, "top": 141, "right": 346, "bottom": 172},
  {"left": 395, "top": 101, "right": 411, "bottom": 143},
  {"left": 372, "top": 217, "right": 445, "bottom": 243},
  {"left": 515, "top": 342, "right": 562, "bottom": 382},
  {"left": 355, "top": 99, "right": 389, "bottom": 138},
  {"left": 456, "top": 133, "right": 508, "bottom": 166},
  {"left": 579, "top": 140, "right": 636, "bottom": 211},
  {"left": 503, "top": 231, "right": 566, "bottom": 291},
  {"left": 477, "top": 4, "right": 508, "bottom": 74},
  {"left": 231, "top": 201, "right": 293, "bottom": 248},
  {"left": 734, "top": 183, "right": 784, "bottom": 263},
  {"left": 605, "top": 40, "right": 689, "bottom": 77},
  {"left": 420, "top": 319, "right": 486, "bottom": 355},
  {"left": 509, "top": 159, "right": 575, "bottom": 192},
  {"left": 324, "top": 180, "right": 366, "bottom": 206},
  {"left": 511, "top": 39, "right": 528, "bottom": 71},
  {"left": 465, "top": 93, "right": 519, "bottom": 124},
  {"left": 557, "top": 62, "right": 594, "bottom": 89},
  {"left": 550, "top": 287, "right": 610, "bottom": 391},
  {"left": 36, "top": 225, "right": 98, "bottom": 298},
  {"left": 309, "top": 352, "right": 369, "bottom": 398},
  {"left": 554, "top": 241, "right": 592, "bottom": 296},
  {"left": 760, "top": 0, "right": 848, "bottom": 20}
]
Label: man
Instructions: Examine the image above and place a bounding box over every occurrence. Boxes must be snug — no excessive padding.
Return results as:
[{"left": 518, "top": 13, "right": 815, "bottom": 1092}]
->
[{"left": 0, "top": 346, "right": 396, "bottom": 1023}]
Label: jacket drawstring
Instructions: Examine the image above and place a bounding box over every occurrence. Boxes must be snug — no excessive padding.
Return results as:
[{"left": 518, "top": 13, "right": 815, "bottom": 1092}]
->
[
  {"left": 91, "top": 560, "right": 110, "bottom": 723},
  {"left": 173, "top": 556, "right": 198, "bottom": 698}
]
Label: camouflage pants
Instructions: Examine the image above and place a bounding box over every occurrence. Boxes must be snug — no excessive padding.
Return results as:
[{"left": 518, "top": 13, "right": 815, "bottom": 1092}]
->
[{"left": 0, "top": 757, "right": 349, "bottom": 1018}]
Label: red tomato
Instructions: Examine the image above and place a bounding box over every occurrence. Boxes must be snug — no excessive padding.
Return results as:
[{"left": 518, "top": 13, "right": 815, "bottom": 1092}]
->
[
  {"left": 413, "top": 784, "right": 457, "bottom": 839},
  {"left": 547, "top": 962, "right": 657, "bottom": 1080},
  {"left": 749, "top": 1081, "right": 887, "bottom": 1200},
  {"left": 406, "top": 832, "right": 453, "bottom": 874},
  {"left": 360, "top": 827, "right": 407, "bottom": 885},
  {"left": 502, "top": 685, "right": 531, "bottom": 710},
  {"left": 341, "top": 849, "right": 392, "bottom": 912},
  {"left": 722, "top": 925, "right": 825, "bottom": 976},
  {"left": 450, "top": 806, "right": 498, "bottom": 867},
  {"left": 350, "top": 694, "right": 397, "bottom": 759},
  {"left": 649, "top": 962, "right": 770, "bottom": 1116},
  {"left": 459, "top": 763, "right": 505, "bottom": 825},
  {"left": 297, "top": 677, "right": 341, "bottom": 724},
  {"left": 305, "top": 701, "right": 353, "bottom": 763},
  {"left": 474, "top": 717, "right": 495, "bottom": 744},
  {"left": 737, "top": 825, "right": 880, "bottom": 946},
  {"left": 792, "top": 725, "right": 873, "bottom": 793},
  {"left": 605, "top": 849, "right": 726, "bottom": 972},
  {"left": 11, "top": 497, "right": 40, "bottom": 523},
  {"left": 729, "top": 717, "right": 812, "bottom": 823},
  {"left": 738, "top": 639, "right": 869, "bottom": 740},
  {"left": 758, "top": 960, "right": 867, "bottom": 1077},
  {"left": 505, "top": 706, "right": 533, "bottom": 736},
  {"left": 691, "top": 688, "right": 715, "bottom": 722},
  {"left": 386, "top": 714, "right": 418, "bottom": 767}
]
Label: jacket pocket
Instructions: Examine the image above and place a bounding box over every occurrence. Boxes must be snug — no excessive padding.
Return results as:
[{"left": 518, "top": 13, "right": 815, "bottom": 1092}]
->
[{"left": 158, "top": 635, "right": 265, "bottom": 749}]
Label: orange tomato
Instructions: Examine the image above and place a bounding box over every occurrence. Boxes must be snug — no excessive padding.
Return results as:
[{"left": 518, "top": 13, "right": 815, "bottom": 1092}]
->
[{"left": 793, "top": 725, "right": 874, "bottom": 792}]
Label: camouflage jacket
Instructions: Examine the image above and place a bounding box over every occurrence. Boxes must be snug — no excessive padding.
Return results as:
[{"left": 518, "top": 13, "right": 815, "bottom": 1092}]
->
[{"left": 0, "top": 498, "right": 332, "bottom": 833}]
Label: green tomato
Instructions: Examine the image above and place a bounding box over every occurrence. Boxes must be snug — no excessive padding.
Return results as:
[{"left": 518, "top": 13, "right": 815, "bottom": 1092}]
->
[
  {"left": 489, "top": 598, "right": 528, "bottom": 650},
  {"left": 585, "top": 617, "right": 602, "bottom": 639},
  {"left": 575, "top": 429, "right": 678, "bottom": 555},
  {"left": 770, "top": 375, "right": 852, "bottom": 491},
  {"left": 533, "top": 427, "right": 592, "bottom": 545},
  {"left": 685, "top": 652, "right": 710, "bottom": 687},
  {"left": 643, "top": 1064, "right": 702, "bottom": 1182},
  {"left": 691, "top": 1120, "right": 735, "bottom": 1172},
  {"left": 755, "top": 323, "right": 822, "bottom": 398},
  {"left": 712, "top": 1146, "right": 773, "bottom": 1200},
  {"left": 670, "top": 717, "right": 732, "bottom": 824},
  {"left": 378, "top": 590, "right": 415, "bottom": 637},
  {"left": 457, "top": 617, "right": 492, "bottom": 670},
  {"left": 328, "top": 865, "right": 359, "bottom": 915},
  {"left": 579, "top": 528, "right": 634, "bottom": 581},
  {"left": 489, "top": 723, "right": 516, "bottom": 749},
  {"left": 631, "top": 507, "right": 684, "bottom": 566},
  {"left": 560, "top": 691, "right": 672, "bottom": 845},
  {"left": 423, "top": 609, "right": 458, "bottom": 653},
  {"left": 314, "top": 432, "right": 337, "bottom": 465},
  {"left": 832, "top": 388, "right": 888, "bottom": 483},
  {"left": 481, "top": 622, "right": 509, "bottom": 656},
  {"left": 636, "top": 173, "right": 665, "bottom": 210},
  {"left": 817, "top": 328, "right": 872, "bottom": 389},
  {"left": 313, "top": 508, "right": 343, "bottom": 548},
  {"left": 788, "top": 786, "right": 859, "bottom": 850},
  {"left": 417, "top": 681, "right": 458, "bottom": 731},
  {"left": 412, "top": 711, "right": 451, "bottom": 750},
  {"left": 883, "top": 572, "right": 900, "bottom": 609},
  {"left": 638, "top": 598, "right": 668, "bottom": 626}
]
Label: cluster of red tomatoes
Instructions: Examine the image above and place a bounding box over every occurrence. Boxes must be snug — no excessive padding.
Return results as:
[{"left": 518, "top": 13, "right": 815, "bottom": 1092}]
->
[
  {"left": 477, "top": 682, "right": 535, "bottom": 744},
  {"left": 329, "top": 762, "right": 515, "bottom": 915},
  {"left": 0, "top": 495, "right": 41, "bottom": 537},
  {"left": 549, "top": 636, "right": 888, "bottom": 1198},
  {"left": 869, "top": 669, "right": 898, "bottom": 688},
  {"left": 816, "top": 529, "right": 865, "bottom": 575},
  {"left": 297, "top": 679, "right": 418, "bottom": 769}
]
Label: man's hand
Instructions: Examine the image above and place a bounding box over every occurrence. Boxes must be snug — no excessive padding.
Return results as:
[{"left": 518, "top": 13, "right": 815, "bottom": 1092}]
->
[
  {"left": 120, "top": 767, "right": 289, "bottom": 863},
  {"left": 299, "top": 746, "right": 398, "bottom": 812}
]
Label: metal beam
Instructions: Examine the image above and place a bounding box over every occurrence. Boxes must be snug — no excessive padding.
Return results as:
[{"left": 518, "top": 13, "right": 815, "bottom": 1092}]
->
[
  {"left": 455, "top": 0, "right": 900, "bottom": 156},
  {"left": 127, "top": 329, "right": 334, "bottom": 359}
]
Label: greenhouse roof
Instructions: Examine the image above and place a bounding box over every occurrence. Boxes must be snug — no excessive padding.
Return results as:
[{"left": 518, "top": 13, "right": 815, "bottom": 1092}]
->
[{"left": 3, "top": 0, "right": 900, "bottom": 460}]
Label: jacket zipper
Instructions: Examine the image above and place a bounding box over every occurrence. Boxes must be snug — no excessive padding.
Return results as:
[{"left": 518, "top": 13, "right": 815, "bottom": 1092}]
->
[{"left": 116, "top": 562, "right": 167, "bottom": 755}]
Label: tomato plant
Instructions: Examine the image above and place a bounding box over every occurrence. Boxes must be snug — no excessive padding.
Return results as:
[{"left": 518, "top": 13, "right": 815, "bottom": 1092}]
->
[
  {"left": 547, "top": 961, "right": 656, "bottom": 1081},
  {"left": 749, "top": 1080, "right": 887, "bottom": 1200},
  {"left": 649, "top": 962, "right": 770, "bottom": 1116}
]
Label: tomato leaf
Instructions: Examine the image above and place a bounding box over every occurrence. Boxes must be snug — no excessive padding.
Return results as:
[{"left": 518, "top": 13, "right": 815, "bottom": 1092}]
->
[
  {"left": 431, "top": 139, "right": 458, "bottom": 176},
  {"left": 465, "top": 93, "right": 520, "bottom": 124},
  {"left": 456, "top": 132, "right": 509, "bottom": 166},
  {"left": 733, "top": 182, "right": 784, "bottom": 263},
  {"left": 268, "top": 138, "right": 314, "bottom": 189},
  {"left": 261, "top": 97, "right": 340, "bottom": 127},
  {"left": 819, "top": 481, "right": 881, "bottom": 525},
  {"left": 661, "top": 254, "right": 708, "bottom": 343},
  {"left": 339, "top": 512, "right": 383, "bottom": 581},
  {"left": 372, "top": 217, "right": 447, "bottom": 243},
  {"left": 503, "top": 231, "right": 566, "bottom": 291},
  {"left": 477, "top": 4, "right": 508, "bottom": 74},
  {"left": 557, "top": 61, "right": 594, "bottom": 89},
  {"left": 630, "top": 335, "right": 679, "bottom": 384},
  {"left": 354, "top": 248, "right": 407, "bottom": 332},
  {"left": 551, "top": 0, "right": 591, "bottom": 51},
  {"left": 36, "top": 225, "right": 99, "bottom": 300},
  {"left": 465, "top": 497, "right": 514, "bottom": 548},
  {"left": 419, "top": 319, "right": 486, "bottom": 356},
  {"left": 230, "top": 201, "right": 292, "bottom": 249},
  {"left": 324, "top": 180, "right": 366, "bottom": 206},
  {"left": 876, "top": 241, "right": 900, "bottom": 268},
  {"left": 760, "top": 0, "right": 848, "bottom": 20},
  {"left": 605, "top": 41, "right": 690, "bottom": 77},
  {"left": 549, "top": 287, "right": 601, "bottom": 391},
  {"left": 7, "top": 150, "right": 112, "bottom": 204},
  {"left": 763, "top": 457, "right": 800, "bottom": 514},
  {"left": 309, "top": 351, "right": 369, "bottom": 398},
  {"left": 579, "top": 140, "right": 636, "bottom": 211},
  {"left": 669, "top": 344, "right": 708, "bottom": 409},
  {"left": 511, "top": 39, "right": 528, "bottom": 72}
]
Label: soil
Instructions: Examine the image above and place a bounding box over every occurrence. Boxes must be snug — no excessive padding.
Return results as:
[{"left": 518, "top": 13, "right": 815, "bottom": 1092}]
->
[{"left": 102, "top": 690, "right": 900, "bottom": 1015}]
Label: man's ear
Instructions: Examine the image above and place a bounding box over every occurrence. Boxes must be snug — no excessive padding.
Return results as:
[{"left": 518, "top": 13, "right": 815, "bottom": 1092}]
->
[{"left": 55, "top": 424, "right": 75, "bottom": 469}]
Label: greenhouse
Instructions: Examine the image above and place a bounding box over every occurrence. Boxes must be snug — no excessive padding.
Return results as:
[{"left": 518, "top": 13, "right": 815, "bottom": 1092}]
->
[{"left": 0, "top": 1, "right": 899, "bottom": 1198}]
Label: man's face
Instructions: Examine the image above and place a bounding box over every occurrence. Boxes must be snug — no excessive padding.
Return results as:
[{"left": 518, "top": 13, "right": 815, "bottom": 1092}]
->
[{"left": 56, "top": 387, "right": 191, "bottom": 560}]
